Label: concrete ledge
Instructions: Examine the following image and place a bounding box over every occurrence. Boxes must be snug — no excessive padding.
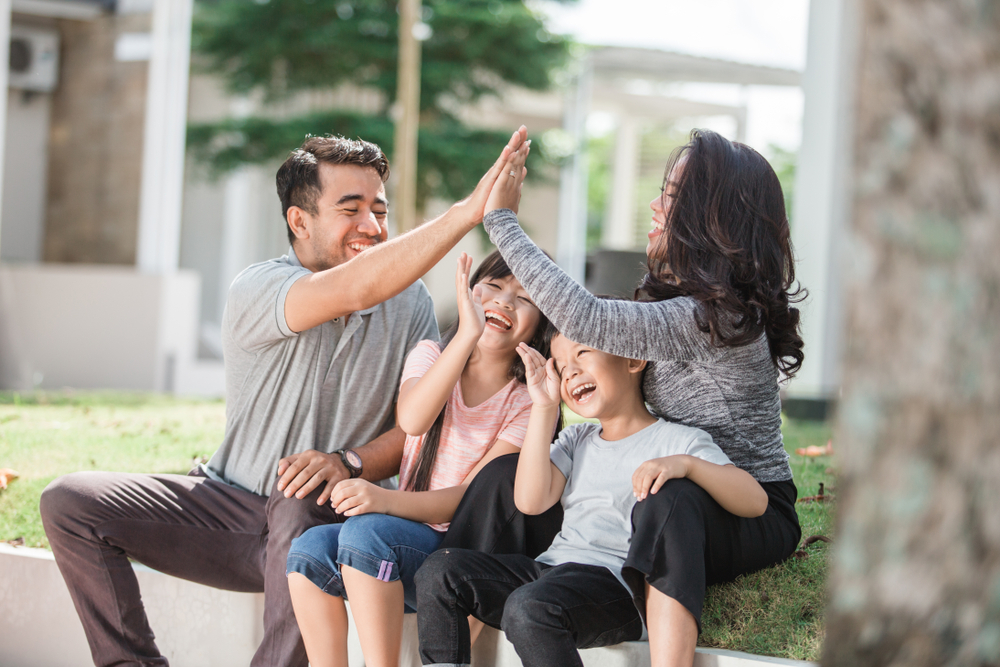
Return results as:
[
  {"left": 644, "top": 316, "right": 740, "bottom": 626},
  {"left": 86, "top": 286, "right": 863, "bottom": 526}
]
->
[{"left": 0, "top": 544, "right": 815, "bottom": 667}]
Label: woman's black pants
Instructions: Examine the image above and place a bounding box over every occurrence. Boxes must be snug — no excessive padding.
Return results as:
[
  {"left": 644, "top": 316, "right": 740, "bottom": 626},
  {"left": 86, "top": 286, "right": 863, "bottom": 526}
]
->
[{"left": 439, "top": 453, "right": 801, "bottom": 630}]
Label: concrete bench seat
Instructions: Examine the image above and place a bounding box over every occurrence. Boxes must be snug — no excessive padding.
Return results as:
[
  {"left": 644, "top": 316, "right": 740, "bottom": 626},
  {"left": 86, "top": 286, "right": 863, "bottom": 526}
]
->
[{"left": 0, "top": 544, "right": 812, "bottom": 667}]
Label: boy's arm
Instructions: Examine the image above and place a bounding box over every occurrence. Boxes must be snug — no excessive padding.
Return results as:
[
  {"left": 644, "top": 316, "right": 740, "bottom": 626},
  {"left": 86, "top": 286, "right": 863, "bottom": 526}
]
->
[
  {"left": 633, "top": 455, "right": 769, "bottom": 518},
  {"left": 683, "top": 458, "right": 769, "bottom": 518},
  {"left": 513, "top": 404, "right": 566, "bottom": 515}
]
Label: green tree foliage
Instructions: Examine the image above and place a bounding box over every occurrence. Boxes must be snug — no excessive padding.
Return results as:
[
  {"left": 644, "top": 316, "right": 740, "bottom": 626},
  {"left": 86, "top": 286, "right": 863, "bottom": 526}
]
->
[
  {"left": 188, "top": 0, "right": 574, "bottom": 208},
  {"left": 766, "top": 143, "right": 797, "bottom": 229}
]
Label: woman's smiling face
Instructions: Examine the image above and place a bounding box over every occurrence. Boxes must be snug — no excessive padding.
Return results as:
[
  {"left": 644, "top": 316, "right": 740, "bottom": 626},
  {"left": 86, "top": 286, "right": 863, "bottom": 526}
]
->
[{"left": 646, "top": 156, "right": 685, "bottom": 258}]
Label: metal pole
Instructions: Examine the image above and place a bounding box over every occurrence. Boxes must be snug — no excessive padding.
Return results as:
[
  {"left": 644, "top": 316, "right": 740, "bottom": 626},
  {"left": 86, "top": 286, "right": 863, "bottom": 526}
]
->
[{"left": 393, "top": 0, "right": 422, "bottom": 233}]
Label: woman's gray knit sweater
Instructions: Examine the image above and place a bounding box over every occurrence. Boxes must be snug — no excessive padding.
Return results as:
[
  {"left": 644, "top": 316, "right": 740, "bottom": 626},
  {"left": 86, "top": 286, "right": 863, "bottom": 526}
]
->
[{"left": 485, "top": 209, "right": 792, "bottom": 484}]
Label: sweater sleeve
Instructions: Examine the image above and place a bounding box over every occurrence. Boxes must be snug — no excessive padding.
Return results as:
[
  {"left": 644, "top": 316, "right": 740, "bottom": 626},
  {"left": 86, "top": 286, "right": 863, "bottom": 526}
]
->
[{"left": 484, "top": 209, "right": 712, "bottom": 362}]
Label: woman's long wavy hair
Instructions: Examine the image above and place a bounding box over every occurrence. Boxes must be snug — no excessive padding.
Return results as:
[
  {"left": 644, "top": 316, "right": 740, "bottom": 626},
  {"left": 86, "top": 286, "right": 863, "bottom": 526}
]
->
[
  {"left": 403, "top": 250, "right": 560, "bottom": 492},
  {"left": 639, "top": 129, "right": 805, "bottom": 378}
]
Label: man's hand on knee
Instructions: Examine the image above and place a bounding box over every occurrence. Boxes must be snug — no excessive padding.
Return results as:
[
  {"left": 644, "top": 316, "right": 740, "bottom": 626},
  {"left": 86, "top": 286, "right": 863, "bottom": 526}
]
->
[{"left": 277, "top": 450, "right": 349, "bottom": 504}]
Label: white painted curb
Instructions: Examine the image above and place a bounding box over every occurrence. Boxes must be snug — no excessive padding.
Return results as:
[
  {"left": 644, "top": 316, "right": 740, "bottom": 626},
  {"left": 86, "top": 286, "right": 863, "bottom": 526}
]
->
[{"left": 0, "top": 544, "right": 815, "bottom": 667}]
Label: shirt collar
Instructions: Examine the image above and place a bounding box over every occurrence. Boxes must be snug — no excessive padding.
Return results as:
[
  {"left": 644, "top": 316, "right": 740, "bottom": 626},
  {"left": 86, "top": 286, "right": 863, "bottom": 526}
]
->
[{"left": 286, "top": 246, "right": 381, "bottom": 316}]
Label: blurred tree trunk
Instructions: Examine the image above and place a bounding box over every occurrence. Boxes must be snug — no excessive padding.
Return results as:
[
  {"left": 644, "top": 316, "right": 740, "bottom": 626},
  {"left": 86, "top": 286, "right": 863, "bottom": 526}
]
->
[{"left": 825, "top": 1, "right": 1000, "bottom": 666}]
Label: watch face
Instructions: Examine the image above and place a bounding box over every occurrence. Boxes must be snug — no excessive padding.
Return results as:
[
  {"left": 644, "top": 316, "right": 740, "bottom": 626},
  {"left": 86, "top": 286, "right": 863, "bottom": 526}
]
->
[{"left": 344, "top": 450, "right": 362, "bottom": 469}]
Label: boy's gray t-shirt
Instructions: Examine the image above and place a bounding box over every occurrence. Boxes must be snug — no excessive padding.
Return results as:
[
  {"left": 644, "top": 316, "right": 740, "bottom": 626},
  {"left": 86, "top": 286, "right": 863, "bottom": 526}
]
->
[
  {"left": 205, "top": 248, "right": 439, "bottom": 496},
  {"left": 537, "top": 419, "right": 732, "bottom": 589}
]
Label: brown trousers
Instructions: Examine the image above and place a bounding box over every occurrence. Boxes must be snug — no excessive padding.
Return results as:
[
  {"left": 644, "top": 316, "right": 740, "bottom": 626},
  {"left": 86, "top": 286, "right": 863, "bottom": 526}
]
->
[{"left": 39, "top": 468, "right": 343, "bottom": 667}]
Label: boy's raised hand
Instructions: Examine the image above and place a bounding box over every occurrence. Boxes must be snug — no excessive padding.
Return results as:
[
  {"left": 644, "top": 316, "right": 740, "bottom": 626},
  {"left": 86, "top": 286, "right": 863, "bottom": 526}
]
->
[
  {"left": 632, "top": 455, "right": 692, "bottom": 501},
  {"left": 516, "top": 342, "right": 561, "bottom": 408},
  {"left": 455, "top": 253, "right": 486, "bottom": 341}
]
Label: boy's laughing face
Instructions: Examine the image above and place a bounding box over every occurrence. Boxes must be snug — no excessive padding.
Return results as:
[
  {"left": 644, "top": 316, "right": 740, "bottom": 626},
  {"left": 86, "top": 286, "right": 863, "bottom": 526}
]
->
[{"left": 549, "top": 334, "right": 646, "bottom": 420}]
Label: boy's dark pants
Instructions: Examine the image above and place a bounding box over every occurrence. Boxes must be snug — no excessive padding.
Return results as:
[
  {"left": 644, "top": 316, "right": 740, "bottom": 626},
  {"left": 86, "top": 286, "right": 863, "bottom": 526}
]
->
[
  {"left": 39, "top": 468, "right": 342, "bottom": 667},
  {"left": 440, "top": 453, "right": 801, "bottom": 631},
  {"left": 415, "top": 549, "right": 642, "bottom": 667}
]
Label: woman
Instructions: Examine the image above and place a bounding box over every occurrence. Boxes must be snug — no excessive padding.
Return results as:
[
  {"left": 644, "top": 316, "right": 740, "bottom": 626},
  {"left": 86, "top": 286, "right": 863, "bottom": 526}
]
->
[{"left": 441, "top": 129, "right": 803, "bottom": 667}]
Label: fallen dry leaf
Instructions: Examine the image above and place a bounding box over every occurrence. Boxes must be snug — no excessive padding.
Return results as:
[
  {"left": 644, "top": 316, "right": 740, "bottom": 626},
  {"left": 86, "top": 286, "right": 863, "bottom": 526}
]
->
[
  {"left": 792, "top": 534, "right": 832, "bottom": 559},
  {"left": 0, "top": 468, "right": 19, "bottom": 489},
  {"left": 795, "top": 439, "right": 833, "bottom": 457},
  {"left": 797, "top": 482, "right": 829, "bottom": 503}
]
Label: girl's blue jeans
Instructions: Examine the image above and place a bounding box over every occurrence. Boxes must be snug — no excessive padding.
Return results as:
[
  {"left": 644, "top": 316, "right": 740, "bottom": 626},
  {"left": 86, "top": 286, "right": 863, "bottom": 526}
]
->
[{"left": 286, "top": 513, "right": 444, "bottom": 612}]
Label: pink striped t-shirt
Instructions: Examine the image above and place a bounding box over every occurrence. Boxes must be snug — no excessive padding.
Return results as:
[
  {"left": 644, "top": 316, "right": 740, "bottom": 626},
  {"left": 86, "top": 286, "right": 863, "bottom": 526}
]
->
[{"left": 398, "top": 340, "right": 533, "bottom": 531}]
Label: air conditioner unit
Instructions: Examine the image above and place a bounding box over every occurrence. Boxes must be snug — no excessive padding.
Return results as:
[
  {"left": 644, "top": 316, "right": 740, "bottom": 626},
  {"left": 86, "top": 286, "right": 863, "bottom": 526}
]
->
[{"left": 9, "top": 25, "right": 59, "bottom": 93}]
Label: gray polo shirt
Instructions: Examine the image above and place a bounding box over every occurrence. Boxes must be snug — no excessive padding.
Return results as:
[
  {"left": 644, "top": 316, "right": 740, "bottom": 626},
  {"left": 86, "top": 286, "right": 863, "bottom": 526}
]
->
[{"left": 205, "top": 248, "right": 439, "bottom": 496}]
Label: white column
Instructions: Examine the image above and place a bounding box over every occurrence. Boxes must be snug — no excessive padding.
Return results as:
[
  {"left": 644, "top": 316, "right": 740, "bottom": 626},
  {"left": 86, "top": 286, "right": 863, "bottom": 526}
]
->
[
  {"left": 0, "top": 0, "right": 12, "bottom": 259},
  {"left": 136, "top": 0, "right": 193, "bottom": 273},
  {"left": 601, "top": 115, "right": 640, "bottom": 250},
  {"left": 556, "top": 59, "right": 591, "bottom": 283},
  {"left": 786, "top": 0, "right": 858, "bottom": 399}
]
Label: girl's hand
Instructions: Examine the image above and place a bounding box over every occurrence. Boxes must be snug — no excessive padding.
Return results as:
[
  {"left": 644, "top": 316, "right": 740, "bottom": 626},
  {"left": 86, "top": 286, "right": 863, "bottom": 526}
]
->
[
  {"left": 330, "top": 479, "right": 389, "bottom": 516},
  {"left": 516, "top": 343, "right": 561, "bottom": 408},
  {"left": 485, "top": 138, "right": 530, "bottom": 215},
  {"left": 455, "top": 253, "right": 486, "bottom": 341},
  {"left": 632, "top": 455, "right": 692, "bottom": 501}
]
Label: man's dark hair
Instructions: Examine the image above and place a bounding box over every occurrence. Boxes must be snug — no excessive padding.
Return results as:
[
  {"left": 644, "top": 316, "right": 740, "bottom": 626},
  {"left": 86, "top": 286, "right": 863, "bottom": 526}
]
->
[{"left": 276, "top": 135, "right": 390, "bottom": 244}]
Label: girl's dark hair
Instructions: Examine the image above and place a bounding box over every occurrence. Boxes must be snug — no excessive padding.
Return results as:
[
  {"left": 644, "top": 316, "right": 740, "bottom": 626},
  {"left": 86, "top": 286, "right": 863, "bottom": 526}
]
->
[
  {"left": 404, "top": 250, "right": 562, "bottom": 492},
  {"left": 638, "top": 129, "right": 806, "bottom": 378}
]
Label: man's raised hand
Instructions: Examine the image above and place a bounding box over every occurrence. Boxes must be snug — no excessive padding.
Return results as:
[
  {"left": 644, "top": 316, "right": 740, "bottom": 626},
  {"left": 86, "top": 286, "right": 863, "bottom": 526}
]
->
[{"left": 276, "top": 450, "right": 349, "bottom": 505}]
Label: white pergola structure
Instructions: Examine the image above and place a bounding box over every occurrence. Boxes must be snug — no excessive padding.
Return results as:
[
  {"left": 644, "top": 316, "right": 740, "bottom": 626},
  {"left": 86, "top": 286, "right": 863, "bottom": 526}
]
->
[
  {"left": 556, "top": 47, "right": 802, "bottom": 281},
  {"left": 559, "top": 40, "right": 849, "bottom": 408}
]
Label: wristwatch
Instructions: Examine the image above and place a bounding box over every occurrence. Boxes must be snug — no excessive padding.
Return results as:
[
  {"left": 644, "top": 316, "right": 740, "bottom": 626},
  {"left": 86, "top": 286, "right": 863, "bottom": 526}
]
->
[{"left": 334, "top": 449, "right": 363, "bottom": 479}]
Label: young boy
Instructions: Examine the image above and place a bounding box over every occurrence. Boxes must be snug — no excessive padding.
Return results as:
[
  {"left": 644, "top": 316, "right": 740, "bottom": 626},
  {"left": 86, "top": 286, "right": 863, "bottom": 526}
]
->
[{"left": 414, "top": 329, "right": 767, "bottom": 667}]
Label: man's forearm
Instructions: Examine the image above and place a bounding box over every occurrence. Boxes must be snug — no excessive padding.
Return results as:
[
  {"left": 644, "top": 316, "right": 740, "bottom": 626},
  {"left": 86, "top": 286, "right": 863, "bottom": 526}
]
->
[
  {"left": 301, "top": 206, "right": 474, "bottom": 316},
  {"left": 354, "top": 426, "right": 407, "bottom": 482}
]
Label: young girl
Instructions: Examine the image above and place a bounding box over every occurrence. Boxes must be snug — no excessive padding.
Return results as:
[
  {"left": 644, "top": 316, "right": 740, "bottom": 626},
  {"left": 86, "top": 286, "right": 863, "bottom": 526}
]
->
[{"left": 285, "top": 250, "right": 551, "bottom": 667}]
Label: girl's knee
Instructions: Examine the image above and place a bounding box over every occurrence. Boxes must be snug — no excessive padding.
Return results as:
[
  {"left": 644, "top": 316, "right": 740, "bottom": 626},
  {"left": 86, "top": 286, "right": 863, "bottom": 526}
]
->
[{"left": 289, "top": 523, "right": 342, "bottom": 560}]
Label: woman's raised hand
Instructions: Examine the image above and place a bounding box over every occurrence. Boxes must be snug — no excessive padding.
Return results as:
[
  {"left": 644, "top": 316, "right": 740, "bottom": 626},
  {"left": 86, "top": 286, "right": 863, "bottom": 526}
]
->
[
  {"left": 453, "top": 126, "right": 528, "bottom": 225},
  {"left": 516, "top": 342, "right": 561, "bottom": 408},
  {"left": 455, "top": 253, "right": 486, "bottom": 341},
  {"left": 485, "top": 133, "right": 530, "bottom": 216}
]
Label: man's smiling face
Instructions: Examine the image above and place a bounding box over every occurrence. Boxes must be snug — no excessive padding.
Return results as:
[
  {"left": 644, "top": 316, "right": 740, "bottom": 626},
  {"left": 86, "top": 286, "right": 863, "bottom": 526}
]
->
[{"left": 295, "top": 162, "right": 389, "bottom": 272}]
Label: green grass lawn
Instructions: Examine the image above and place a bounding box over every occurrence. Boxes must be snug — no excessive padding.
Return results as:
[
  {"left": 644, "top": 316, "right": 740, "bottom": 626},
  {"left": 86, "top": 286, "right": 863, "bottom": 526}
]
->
[{"left": 0, "top": 391, "right": 833, "bottom": 662}]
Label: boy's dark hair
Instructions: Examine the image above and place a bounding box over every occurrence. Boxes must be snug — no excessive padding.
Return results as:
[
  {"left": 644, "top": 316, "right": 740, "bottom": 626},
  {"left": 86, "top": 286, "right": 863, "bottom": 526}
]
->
[
  {"left": 403, "top": 250, "right": 563, "bottom": 492},
  {"left": 275, "top": 136, "right": 390, "bottom": 245},
  {"left": 549, "top": 295, "right": 649, "bottom": 396}
]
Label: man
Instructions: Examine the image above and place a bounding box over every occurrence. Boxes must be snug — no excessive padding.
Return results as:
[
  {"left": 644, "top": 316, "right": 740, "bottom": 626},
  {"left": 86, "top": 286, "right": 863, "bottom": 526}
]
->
[{"left": 40, "top": 128, "right": 529, "bottom": 667}]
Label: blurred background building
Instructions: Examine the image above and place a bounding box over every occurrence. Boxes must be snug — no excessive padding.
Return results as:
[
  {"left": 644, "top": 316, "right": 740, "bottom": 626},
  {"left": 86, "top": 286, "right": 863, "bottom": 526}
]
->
[{"left": 0, "top": 0, "right": 845, "bottom": 419}]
